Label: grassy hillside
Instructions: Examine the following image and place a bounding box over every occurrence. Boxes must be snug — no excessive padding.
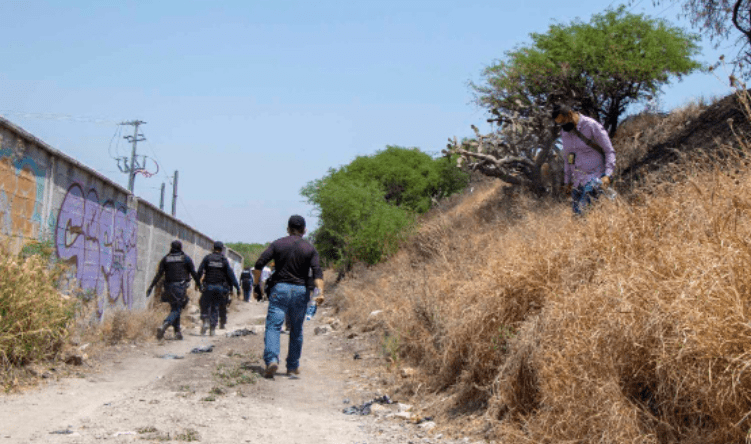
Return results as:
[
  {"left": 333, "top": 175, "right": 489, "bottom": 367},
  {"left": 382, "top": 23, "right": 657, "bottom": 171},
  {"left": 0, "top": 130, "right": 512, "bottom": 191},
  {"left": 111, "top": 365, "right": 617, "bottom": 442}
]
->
[{"left": 331, "top": 93, "right": 751, "bottom": 443}]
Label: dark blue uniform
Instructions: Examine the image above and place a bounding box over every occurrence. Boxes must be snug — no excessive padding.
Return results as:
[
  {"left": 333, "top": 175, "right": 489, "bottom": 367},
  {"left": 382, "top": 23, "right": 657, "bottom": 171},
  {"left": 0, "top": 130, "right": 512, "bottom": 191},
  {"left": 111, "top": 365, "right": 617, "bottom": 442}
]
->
[
  {"left": 147, "top": 242, "right": 200, "bottom": 340},
  {"left": 240, "top": 268, "right": 254, "bottom": 302},
  {"left": 197, "top": 251, "right": 239, "bottom": 333}
]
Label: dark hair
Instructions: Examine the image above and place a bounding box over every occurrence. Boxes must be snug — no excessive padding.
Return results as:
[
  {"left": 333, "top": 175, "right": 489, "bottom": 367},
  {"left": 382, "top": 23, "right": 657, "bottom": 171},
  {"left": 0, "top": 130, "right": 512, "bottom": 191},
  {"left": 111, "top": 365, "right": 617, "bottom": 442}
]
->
[
  {"left": 213, "top": 241, "right": 224, "bottom": 251},
  {"left": 551, "top": 104, "right": 573, "bottom": 120},
  {"left": 288, "top": 215, "right": 306, "bottom": 231},
  {"left": 171, "top": 240, "right": 182, "bottom": 251}
]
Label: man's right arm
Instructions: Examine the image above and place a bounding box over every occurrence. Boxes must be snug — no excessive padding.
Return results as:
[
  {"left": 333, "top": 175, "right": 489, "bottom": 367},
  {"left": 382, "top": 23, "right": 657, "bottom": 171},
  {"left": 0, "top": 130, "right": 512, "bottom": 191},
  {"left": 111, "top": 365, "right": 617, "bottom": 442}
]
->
[
  {"left": 147, "top": 258, "right": 165, "bottom": 296},
  {"left": 195, "top": 257, "right": 207, "bottom": 290}
]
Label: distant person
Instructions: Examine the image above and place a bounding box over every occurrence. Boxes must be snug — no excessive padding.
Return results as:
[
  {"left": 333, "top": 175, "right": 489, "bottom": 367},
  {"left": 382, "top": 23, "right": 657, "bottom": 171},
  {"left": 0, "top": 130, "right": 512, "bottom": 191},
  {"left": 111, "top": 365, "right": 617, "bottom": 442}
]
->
[
  {"left": 240, "top": 266, "right": 254, "bottom": 302},
  {"left": 146, "top": 240, "right": 200, "bottom": 340},
  {"left": 197, "top": 241, "right": 240, "bottom": 336},
  {"left": 254, "top": 215, "right": 324, "bottom": 378},
  {"left": 255, "top": 264, "right": 273, "bottom": 301},
  {"left": 553, "top": 104, "right": 616, "bottom": 214}
]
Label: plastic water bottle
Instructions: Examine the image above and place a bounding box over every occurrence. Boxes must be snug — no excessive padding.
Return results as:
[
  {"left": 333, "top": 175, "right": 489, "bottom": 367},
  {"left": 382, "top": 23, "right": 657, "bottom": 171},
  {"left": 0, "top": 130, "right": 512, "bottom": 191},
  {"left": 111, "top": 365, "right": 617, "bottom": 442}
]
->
[{"left": 306, "top": 289, "right": 319, "bottom": 321}]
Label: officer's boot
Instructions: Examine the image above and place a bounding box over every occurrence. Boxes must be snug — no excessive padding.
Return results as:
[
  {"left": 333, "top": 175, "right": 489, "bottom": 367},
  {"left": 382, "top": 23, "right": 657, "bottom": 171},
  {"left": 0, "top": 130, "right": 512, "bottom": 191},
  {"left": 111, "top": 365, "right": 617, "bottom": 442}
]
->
[
  {"left": 200, "top": 319, "right": 208, "bottom": 336},
  {"left": 209, "top": 326, "right": 216, "bottom": 336},
  {"left": 174, "top": 328, "right": 183, "bottom": 340},
  {"left": 219, "top": 321, "right": 226, "bottom": 330},
  {"left": 156, "top": 321, "right": 169, "bottom": 340}
]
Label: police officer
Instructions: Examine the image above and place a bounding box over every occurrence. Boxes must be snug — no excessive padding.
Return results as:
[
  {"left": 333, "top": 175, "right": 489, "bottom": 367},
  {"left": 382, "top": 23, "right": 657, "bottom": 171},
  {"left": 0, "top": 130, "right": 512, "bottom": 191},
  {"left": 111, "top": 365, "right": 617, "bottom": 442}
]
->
[
  {"left": 146, "top": 240, "right": 200, "bottom": 340},
  {"left": 197, "top": 241, "right": 240, "bottom": 336},
  {"left": 240, "top": 266, "right": 254, "bottom": 302}
]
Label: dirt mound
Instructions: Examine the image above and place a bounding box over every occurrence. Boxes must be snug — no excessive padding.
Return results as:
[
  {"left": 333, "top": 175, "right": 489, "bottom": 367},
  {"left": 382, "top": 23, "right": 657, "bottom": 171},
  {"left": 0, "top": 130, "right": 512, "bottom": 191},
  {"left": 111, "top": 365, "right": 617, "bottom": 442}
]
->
[{"left": 620, "top": 93, "right": 751, "bottom": 180}]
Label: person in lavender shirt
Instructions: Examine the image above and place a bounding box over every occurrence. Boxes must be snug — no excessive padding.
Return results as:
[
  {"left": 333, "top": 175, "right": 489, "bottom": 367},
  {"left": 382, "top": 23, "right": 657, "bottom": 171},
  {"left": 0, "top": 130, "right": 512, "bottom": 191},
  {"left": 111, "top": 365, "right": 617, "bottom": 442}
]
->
[{"left": 552, "top": 104, "right": 616, "bottom": 214}]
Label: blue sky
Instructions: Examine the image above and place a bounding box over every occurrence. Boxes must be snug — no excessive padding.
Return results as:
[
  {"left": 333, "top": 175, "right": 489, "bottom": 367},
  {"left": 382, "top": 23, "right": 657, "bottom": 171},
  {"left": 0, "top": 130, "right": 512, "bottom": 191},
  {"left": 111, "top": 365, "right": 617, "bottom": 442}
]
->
[{"left": 0, "top": 0, "right": 737, "bottom": 243}]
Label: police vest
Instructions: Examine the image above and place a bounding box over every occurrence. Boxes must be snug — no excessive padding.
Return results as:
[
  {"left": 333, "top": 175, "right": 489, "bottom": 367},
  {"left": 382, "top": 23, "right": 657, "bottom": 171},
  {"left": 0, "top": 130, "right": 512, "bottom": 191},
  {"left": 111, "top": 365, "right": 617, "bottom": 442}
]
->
[
  {"left": 164, "top": 252, "right": 189, "bottom": 283},
  {"left": 204, "top": 253, "right": 228, "bottom": 285}
]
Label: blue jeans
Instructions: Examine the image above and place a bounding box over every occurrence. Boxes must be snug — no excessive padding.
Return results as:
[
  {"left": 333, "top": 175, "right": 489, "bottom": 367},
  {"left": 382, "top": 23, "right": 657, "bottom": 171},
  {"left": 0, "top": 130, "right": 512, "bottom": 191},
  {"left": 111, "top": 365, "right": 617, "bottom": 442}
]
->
[
  {"left": 571, "top": 178, "right": 602, "bottom": 214},
  {"left": 263, "top": 282, "right": 309, "bottom": 370},
  {"left": 242, "top": 286, "right": 251, "bottom": 302}
]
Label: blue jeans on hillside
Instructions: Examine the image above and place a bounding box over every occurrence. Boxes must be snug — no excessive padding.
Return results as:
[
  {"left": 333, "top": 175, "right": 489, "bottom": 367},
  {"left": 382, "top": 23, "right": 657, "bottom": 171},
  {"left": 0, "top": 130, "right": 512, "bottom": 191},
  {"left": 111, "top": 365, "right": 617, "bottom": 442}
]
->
[
  {"left": 263, "top": 282, "right": 309, "bottom": 370},
  {"left": 571, "top": 178, "right": 602, "bottom": 215}
]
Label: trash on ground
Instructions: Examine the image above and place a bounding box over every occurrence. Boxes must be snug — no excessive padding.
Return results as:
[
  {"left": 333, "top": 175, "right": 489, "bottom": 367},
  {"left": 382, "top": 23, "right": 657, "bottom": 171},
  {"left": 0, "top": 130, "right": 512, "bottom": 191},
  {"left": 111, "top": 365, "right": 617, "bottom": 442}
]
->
[
  {"left": 353, "top": 353, "right": 361, "bottom": 360},
  {"left": 49, "top": 429, "right": 74, "bottom": 435},
  {"left": 190, "top": 345, "right": 214, "bottom": 354},
  {"left": 159, "top": 353, "right": 184, "bottom": 359},
  {"left": 342, "top": 395, "right": 394, "bottom": 415},
  {"left": 226, "top": 328, "right": 256, "bottom": 337},
  {"left": 113, "top": 431, "right": 136, "bottom": 437}
]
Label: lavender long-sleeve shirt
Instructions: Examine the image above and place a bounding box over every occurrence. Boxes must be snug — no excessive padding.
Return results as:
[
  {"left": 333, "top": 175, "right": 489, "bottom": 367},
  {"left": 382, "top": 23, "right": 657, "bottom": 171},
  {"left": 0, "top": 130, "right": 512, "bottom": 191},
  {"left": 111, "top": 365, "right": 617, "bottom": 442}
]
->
[{"left": 561, "top": 115, "right": 616, "bottom": 187}]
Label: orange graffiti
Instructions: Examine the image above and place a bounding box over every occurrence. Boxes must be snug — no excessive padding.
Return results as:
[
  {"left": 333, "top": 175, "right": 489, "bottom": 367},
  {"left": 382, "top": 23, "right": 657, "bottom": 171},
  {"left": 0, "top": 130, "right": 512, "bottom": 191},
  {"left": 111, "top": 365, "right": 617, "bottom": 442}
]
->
[{"left": 0, "top": 156, "right": 41, "bottom": 243}]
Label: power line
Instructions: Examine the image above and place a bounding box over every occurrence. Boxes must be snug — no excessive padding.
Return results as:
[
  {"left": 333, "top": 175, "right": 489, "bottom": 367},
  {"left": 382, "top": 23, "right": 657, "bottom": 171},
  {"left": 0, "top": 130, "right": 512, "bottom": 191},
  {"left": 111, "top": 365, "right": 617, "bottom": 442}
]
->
[
  {"left": 178, "top": 195, "right": 199, "bottom": 228},
  {"left": 628, "top": 0, "right": 646, "bottom": 12},
  {"left": 654, "top": 1, "right": 679, "bottom": 17},
  {"left": 0, "top": 110, "right": 120, "bottom": 126},
  {"left": 107, "top": 124, "right": 123, "bottom": 159}
]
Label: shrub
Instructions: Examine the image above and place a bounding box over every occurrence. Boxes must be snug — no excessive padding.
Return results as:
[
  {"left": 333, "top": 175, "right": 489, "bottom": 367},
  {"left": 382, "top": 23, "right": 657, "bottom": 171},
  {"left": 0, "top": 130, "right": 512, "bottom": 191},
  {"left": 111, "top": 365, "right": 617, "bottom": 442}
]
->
[{"left": 0, "top": 253, "right": 76, "bottom": 376}]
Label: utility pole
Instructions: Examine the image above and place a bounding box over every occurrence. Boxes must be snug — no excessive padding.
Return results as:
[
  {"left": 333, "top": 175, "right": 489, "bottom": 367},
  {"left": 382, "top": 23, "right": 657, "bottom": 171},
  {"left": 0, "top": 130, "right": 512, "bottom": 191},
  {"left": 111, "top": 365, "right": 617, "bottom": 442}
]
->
[
  {"left": 171, "top": 170, "right": 179, "bottom": 217},
  {"left": 122, "top": 120, "right": 146, "bottom": 193},
  {"left": 159, "top": 183, "right": 166, "bottom": 211}
]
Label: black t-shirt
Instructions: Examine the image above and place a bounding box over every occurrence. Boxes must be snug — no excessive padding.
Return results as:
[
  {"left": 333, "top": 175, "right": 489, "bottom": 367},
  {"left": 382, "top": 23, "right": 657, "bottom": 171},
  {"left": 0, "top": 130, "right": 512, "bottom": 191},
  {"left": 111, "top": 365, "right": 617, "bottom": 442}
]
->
[{"left": 254, "top": 235, "right": 322, "bottom": 286}]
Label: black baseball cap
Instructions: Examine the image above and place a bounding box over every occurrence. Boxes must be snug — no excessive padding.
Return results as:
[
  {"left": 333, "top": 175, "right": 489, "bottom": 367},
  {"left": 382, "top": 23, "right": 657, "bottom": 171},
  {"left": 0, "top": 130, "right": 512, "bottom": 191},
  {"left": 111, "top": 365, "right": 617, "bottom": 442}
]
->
[{"left": 288, "top": 215, "right": 306, "bottom": 230}]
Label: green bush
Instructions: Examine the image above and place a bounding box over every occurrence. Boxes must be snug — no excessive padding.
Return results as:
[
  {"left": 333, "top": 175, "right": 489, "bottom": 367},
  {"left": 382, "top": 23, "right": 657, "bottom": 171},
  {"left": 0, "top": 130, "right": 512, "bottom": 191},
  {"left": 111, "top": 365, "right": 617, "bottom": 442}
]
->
[{"left": 302, "top": 145, "right": 467, "bottom": 266}]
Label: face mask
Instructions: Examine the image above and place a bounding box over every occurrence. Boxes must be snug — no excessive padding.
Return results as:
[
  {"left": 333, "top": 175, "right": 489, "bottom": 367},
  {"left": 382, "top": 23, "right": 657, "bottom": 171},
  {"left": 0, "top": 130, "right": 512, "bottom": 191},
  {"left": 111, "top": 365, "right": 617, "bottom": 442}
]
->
[{"left": 561, "top": 122, "right": 575, "bottom": 132}]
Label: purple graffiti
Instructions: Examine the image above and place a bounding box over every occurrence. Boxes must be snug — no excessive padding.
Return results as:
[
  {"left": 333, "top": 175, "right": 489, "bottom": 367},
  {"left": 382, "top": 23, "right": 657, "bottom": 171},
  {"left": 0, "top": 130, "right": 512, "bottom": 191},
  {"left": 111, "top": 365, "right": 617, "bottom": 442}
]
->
[{"left": 55, "top": 183, "right": 137, "bottom": 313}]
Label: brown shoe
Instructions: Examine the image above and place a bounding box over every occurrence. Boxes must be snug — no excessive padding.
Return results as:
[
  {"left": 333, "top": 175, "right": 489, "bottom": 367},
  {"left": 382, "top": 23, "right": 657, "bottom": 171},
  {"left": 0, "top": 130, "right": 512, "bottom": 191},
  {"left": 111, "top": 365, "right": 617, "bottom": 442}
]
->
[
  {"left": 286, "top": 368, "right": 300, "bottom": 376},
  {"left": 264, "top": 362, "right": 278, "bottom": 378}
]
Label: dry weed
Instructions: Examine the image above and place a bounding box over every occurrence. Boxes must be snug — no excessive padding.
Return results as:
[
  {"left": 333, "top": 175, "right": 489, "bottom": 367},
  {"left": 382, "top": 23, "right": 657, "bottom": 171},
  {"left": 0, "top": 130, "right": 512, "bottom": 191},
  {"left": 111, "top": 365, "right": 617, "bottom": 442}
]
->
[
  {"left": 0, "top": 253, "right": 76, "bottom": 389},
  {"left": 335, "top": 126, "right": 751, "bottom": 442}
]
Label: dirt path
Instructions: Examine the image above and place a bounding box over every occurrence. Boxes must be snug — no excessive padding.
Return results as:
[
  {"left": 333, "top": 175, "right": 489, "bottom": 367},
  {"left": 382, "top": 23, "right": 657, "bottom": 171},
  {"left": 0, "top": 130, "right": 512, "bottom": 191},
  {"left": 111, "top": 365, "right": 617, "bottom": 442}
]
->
[{"left": 0, "top": 300, "right": 464, "bottom": 444}]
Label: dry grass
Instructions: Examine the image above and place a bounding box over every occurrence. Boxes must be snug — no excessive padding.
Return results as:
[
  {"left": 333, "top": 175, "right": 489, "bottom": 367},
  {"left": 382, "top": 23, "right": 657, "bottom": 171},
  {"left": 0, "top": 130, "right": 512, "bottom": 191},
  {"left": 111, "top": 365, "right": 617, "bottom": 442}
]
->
[
  {"left": 0, "top": 253, "right": 76, "bottom": 389},
  {"left": 612, "top": 98, "right": 713, "bottom": 178},
  {"left": 334, "top": 101, "right": 751, "bottom": 442}
]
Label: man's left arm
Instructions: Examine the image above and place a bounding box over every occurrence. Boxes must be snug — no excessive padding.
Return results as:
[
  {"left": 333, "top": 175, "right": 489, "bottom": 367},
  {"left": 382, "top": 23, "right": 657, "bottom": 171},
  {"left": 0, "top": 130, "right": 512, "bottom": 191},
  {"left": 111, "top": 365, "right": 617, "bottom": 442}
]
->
[
  {"left": 310, "top": 250, "right": 325, "bottom": 305},
  {"left": 224, "top": 259, "right": 240, "bottom": 295},
  {"left": 186, "top": 256, "right": 200, "bottom": 284},
  {"left": 591, "top": 123, "right": 616, "bottom": 180}
]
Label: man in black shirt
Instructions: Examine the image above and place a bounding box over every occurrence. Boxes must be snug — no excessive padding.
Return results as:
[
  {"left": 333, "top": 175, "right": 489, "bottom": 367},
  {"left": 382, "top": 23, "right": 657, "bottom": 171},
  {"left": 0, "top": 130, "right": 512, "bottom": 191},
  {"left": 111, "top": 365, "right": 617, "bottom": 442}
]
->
[
  {"left": 253, "top": 215, "right": 324, "bottom": 378},
  {"left": 146, "top": 240, "right": 200, "bottom": 340},
  {"left": 240, "top": 266, "right": 253, "bottom": 302},
  {"left": 197, "top": 241, "right": 240, "bottom": 336}
]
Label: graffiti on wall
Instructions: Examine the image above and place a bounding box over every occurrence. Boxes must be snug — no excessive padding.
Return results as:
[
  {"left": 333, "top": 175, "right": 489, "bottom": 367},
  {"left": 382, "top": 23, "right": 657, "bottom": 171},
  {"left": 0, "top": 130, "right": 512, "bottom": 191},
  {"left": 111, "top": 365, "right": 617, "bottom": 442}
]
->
[
  {"left": 55, "top": 183, "right": 138, "bottom": 312},
  {"left": 0, "top": 148, "right": 46, "bottom": 245}
]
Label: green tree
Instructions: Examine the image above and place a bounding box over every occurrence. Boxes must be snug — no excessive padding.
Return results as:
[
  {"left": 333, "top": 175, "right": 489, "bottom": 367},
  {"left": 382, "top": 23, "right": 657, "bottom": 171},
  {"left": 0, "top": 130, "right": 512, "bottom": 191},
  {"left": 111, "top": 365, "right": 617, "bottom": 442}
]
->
[
  {"left": 472, "top": 6, "right": 701, "bottom": 136},
  {"left": 226, "top": 242, "right": 269, "bottom": 267},
  {"left": 302, "top": 146, "right": 468, "bottom": 267}
]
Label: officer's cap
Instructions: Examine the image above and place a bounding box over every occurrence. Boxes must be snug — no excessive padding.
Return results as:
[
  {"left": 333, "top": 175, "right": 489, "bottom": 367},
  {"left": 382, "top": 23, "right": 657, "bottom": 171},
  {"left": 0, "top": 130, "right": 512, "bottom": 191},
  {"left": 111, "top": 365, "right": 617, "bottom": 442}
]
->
[{"left": 213, "top": 241, "right": 224, "bottom": 251}]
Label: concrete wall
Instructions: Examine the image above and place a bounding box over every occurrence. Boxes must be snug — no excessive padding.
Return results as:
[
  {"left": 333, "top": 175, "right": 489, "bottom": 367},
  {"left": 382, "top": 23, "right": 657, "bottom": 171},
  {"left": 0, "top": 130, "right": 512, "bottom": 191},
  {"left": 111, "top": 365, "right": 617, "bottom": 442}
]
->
[{"left": 0, "top": 117, "right": 243, "bottom": 316}]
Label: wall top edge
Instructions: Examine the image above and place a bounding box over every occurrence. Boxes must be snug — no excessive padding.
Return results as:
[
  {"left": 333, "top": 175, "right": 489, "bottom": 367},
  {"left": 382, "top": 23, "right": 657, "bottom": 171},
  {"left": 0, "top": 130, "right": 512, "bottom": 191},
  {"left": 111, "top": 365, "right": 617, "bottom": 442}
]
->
[
  {"left": 0, "top": 116, "right": 132, "bottom": 196},
  {"left": 0, "top": 115, "right": 243, "bottom": 264}
]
